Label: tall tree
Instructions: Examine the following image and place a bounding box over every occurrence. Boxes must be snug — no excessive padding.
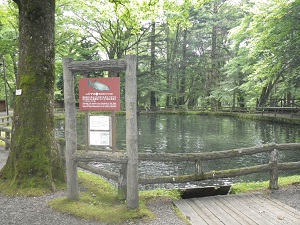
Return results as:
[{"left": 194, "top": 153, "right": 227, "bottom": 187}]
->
[
  {"left": 150, "top": 22, "right": 157, "bottom": 108},
  {"left": 0, "top": 0, "right": 64, "bottom": 190}
]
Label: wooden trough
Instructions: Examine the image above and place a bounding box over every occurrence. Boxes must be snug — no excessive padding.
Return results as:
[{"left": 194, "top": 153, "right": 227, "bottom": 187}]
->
[{"left": 180, "top": 185, "right": 231, "bottom": 199}]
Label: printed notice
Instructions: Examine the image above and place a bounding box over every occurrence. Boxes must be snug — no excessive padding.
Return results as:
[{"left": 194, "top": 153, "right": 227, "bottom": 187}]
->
[
  {"left": 79, "top": 77, "right": 120, "bottom": 111},
  {"left": 88, "top": 115, "right": 112, "bottom": 146},
  {"left": 89, "top": 115, "right": 110, "bottom": 130},
  {"left": 89, "top": 131, "right": 110, "bottom": 146}
]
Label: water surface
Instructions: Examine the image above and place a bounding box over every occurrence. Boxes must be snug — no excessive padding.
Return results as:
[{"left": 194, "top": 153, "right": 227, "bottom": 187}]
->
[{"left": 56, "top": 114, "right": 300, "bottom": 187}]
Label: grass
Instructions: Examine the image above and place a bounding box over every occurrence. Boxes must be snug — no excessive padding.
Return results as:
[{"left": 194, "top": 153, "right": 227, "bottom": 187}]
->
[
  {"left": 1, "top": 167, "right": 299, "bottom": 224},
  {"left": 49, "top": 170, "right": 182, "bottom": 224},
  {"left": 231, "top": 175, "right": 300, "bottom": 194},
  {"left": 48, "top": 172, "right": 300, "bottom": 224},
  {"left": 0, "top": 176, "right": 66, "bottom": 196}
]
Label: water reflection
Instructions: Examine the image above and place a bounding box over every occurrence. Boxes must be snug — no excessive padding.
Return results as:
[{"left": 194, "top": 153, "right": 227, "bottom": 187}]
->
[{"left": 56, "top": 114, "right": 300, "bottom": 187}]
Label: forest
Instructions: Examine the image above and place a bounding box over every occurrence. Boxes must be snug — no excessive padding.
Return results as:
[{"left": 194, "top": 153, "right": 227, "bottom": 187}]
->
[{"left": 0, "top": 0, "right": 299, "bottom": 110}]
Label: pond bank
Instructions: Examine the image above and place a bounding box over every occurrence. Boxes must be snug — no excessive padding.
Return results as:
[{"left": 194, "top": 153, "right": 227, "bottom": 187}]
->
[{"left": 147, "top": 110, "right": 300, "bottom": 125}]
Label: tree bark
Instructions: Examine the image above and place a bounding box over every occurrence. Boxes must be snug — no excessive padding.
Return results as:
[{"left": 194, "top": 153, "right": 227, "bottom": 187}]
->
[
  {"left": 178, "top": 28, "right": 188, "bottom": 105},
  {"left": 0, "top": 0, "right": 65, "bottom": 190},
  {"left": 150, "top": 22, "right": 156, "bottom": 109}
]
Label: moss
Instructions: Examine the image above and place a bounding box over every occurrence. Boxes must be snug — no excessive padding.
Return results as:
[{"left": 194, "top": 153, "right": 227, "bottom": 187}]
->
[
  {"left": 0, "top": 176, "right": 66, "bottom": 196},
  {"left": 49, "top": 170, "right": 155, "bottom": 224},
  {"left": 0, "top": 76, "right": 65, "bottom": 190}
]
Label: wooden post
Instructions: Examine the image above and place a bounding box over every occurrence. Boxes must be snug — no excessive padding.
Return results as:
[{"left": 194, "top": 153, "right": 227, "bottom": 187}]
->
[
  {"left": 111, "top": 111, "right": 117, "bottom": 153},
  {"left": 85, "top": 111, "right": 89, "bottom": 151},
  {"left": 269, "top": 149, "right": 279, "bottom": 190},
  {"left": 63, "top": 58, "right": 79, "bottom": 200},
  {"left": 195, "top": 160, "right": 203, "bottom": 176},
  {"left": 118, "top": 164, "right": 127, "bottom": 200},
  {"left": 125, "top": 55, "right": 139, "bottom": 209}
]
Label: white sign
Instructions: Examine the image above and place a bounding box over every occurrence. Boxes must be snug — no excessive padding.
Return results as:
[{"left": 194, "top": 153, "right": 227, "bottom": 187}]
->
[
  {"left": 16, "top": 89, "right": 22, "bottom": 95},
  {"left": 89, "top": 131, "right": 110, "bottom": 146},
  {"left": 89, "top": 115, "right": 110, "bottom": 130},
  {"left": 88, "top": 115, "right": 111, "bottom": 146}
]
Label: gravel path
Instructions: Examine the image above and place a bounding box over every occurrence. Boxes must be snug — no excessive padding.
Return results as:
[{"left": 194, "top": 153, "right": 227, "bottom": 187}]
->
[
  {"left": 0, "top": 191, "right": 187, "bottom": 225},
  {"left": 0, "top": 148, "right": 186, "bottom": 225},
  {"left": 0, "top": 185, "right": 300, "bottom": 225},
  {"left": 269, "top": 184, "right": 300, "bottom": 211}
]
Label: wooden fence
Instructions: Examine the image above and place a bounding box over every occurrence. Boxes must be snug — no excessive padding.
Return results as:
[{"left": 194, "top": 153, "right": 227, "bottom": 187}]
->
[
  {"left": 0, "top": 116, "right": 12, "bottom": 151},
  {"left": 71, "top": 142, "right": 300, "bottom": 193},
  {"left": 1, "top": 115, "right": 300, "bottom": 197}
]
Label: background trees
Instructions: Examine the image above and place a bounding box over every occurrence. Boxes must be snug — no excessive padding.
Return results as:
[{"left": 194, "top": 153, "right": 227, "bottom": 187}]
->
[
  {"left": 0, "top": 0, "right": 299, "bottom": 111},
  {"left": 0, "top": 3, "right": 18, "bottom": 108}
]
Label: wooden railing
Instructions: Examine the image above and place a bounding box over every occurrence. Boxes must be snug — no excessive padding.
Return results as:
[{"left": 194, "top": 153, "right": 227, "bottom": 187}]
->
[
  {"left": 0, "top": 116, "right": 12, "bottom": 150},
  {"left": 71, "top": 142, "right": 300, "bottom": 196},
  {"left": 257, "top": 106, "right": 299, "bottom": 117}
]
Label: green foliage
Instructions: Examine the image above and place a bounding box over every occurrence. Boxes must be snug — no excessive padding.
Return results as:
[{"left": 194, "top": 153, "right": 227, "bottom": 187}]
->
[
  {"left": 227, "top": 0, "right": 300, "bottom": 107},
  {"left": 2, "top": 0, "right": 300, "bottom": 110},
  {"left": 231, "top": 175, "right": 300, "bottom": 194},
  {"left": 0, "top": 2, "right": 18, "bottom": 103}
]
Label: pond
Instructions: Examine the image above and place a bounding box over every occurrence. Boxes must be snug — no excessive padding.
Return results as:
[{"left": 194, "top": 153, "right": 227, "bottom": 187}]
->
[{"left": 56, "top": 114, "right": 300, "bottom": 188}]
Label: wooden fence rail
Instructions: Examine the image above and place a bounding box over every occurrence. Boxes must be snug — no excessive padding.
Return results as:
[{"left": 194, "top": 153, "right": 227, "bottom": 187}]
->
[
  {"left": 71, "top": 142, "right": 300, "bottom": 192},
  {"left": 0, "top": 116, "right": 12, "bottom": 150}
]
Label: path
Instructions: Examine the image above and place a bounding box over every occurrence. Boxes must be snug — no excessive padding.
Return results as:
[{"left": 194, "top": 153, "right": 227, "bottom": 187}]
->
[
  {"left": 0, "top": 147, "right": 8, "bottom": 170},
  {"left": 174, "top": 194, "right": 300, "bottom": 224}
]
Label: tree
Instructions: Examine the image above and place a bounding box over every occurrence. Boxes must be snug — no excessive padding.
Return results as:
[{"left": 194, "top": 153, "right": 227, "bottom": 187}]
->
[
  {"left": 149, "top": 22, "right": 157, "bottom": 108},
  {"left": 0, "top": 3, "right": 18, "bottom": 106},
  {"left": 0, "top": 0, "right": 65, "bottom": 191},
  {"left": 228, "top": 0, "right": 300, "bottom": 107}
]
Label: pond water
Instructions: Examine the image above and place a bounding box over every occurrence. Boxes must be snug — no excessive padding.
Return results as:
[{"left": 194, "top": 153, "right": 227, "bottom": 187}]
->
[{"left": 56, "top": 114, "right": 300, "bottom": 188}]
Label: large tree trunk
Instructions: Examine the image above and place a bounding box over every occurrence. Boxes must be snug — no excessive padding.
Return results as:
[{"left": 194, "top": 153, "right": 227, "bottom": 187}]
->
[{"left": 0, "top": 0, "right": 65, "bottom": 190}]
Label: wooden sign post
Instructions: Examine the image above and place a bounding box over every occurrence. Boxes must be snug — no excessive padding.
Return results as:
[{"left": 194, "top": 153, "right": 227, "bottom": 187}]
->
[
  {"left": 125, "top": 55, "right": 139, "bottom": 209},
  {"left": 63, "top": 55, "right": 139, "bottom": 208},
  {"left": 63, "top": 58, "right": 79, "bottom": 200}
]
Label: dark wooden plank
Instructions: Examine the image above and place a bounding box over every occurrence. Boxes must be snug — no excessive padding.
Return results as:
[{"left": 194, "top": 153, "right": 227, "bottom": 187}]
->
[
  {"left": 68, "top": 59, "right": 126, "bottom": 73},
  {"left": 262, "top": 196, "right": 300, "bottom": 220},
  {"left": 188, "top": 198, "right": 224, "bottom": 224},
  {"left": 235, "top": 195, "right": 284, "bottom": 225},
  {"left": 173, "top": 199, "right": 208, "bottom": 224},
  {"left": 197, "top": 197, "right": 241, "bottom": 225},
  {"left": 212, "top": 195, "right": 275, "bottom": 225},
  {"left": 215, "top": 195, "right": 257, "bottom": 225},
  {"left": 175, "top": 194, "right": 300, "bottom": 225},
  {"left": 254, "top": 195, "right": 300, "bottom": 223}
]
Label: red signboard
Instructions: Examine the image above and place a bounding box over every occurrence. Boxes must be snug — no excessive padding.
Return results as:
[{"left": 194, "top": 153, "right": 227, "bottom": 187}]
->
[{"left": 79, "top": 77, "right": 120, "bottom": 111}]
